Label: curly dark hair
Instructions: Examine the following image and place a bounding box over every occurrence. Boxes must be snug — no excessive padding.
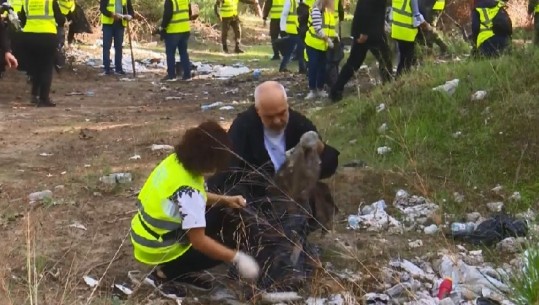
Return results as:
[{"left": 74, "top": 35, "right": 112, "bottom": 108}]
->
[{"left": 175, "top": 120, "right": 233, "bottom": 175}]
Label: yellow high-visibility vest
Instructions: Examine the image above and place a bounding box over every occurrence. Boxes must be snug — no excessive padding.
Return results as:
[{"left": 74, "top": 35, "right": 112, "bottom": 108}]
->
[
  {"left": 391, "top": 0, "right": 418, "bottom": 42},
  {"left": 285, "top": 0, "right": 298, "bottom": 34},
  {"left": 58, "top": 0, "right": 75, "bottom": 15},
  {"left": 534, "top": 3, "right": 539, "bottom": 12},
  {"left": 333, "top": 0, "right": 340, "bottom": 25},
  {"left": 220, "top": 0, "right": 238, "bottom": 18},
  {"left": 433, "top": 0, "right": 445, "bottom": 11},
  {"left": 130, "top": 153, "right": 208, "bottom": 265},
  {"left": 305, "top": 9, "right": 336, "bottom": 51},
  {"left": 271, "top": 0, "right": 284, "bottom": 19},
  {"left": 476, "top": 2, "right": 503, "bottom": 48},
  {"left": 101, "top": 0, "right": 127, "bottom": 26},
  {"left": 23, "top": 0, "right": 57, "bottom": 34},
  {"left": 166, "top": 0, "right": 190, "bottom": 33}
]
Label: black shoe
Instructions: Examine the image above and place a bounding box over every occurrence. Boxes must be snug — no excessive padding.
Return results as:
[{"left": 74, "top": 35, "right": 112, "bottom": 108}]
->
[
  {"left": 271, "top": 55, "right": 280, "bottom": 60},
  {"left": 37, "top": 99, "right": 56, "bottom": 107},
  {"left": 329, "top": 90, "right": 343, "bottom": 103},
  {"left": 279, "top": 68, "right": 290, "bottom": 73},
  {"left": 174, "top": 272, "right": 214, "bottom": 291},
  {"left": 115, "top": 70, "right": 126, "bottom": 75},
  {"left": 144, "top": 272, "right": 186, "bottom": 300},
  {"left": 30, "top": 96, "right": 39, "bottom": 104},
  {"left": 234, "top": 47, "right": 245, "bottom": 54},
  {"left": 223, "top": 46, "right": 229, "bottom": 53}
]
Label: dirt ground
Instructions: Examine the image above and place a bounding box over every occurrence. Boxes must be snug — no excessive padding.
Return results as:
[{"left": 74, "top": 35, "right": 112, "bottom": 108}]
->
[{"left": 0, "top": 54, "right": 431, "bottom": 305}]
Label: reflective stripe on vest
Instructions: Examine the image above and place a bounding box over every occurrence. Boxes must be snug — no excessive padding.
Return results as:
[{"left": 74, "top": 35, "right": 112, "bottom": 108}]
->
[
  {"left": 391, "top": 0, "right": 418, "bottom": 42},
  {"left": 285, "top": 0, "right": 298, "bottom": 34},
  {"left": 476, "top": 3, "right": 502, "bottom": 48},
  {"left": 271, "top": 0, "right": 284, "bottom": 19},
  {"left": 333, "top": 0, "right": 339, "bottom": 24},
  {"left": 166, "top": 0, "right": 190, "bottom": 33},
  {"left": 59, "top": 0, "right": 75, "bottom": 15},
  {"left": 23, "top": 0, "right": 57, "bottom": 34},
  {"left": 221, "top": 0, "right": 238, "bottom": 18},
  {"left": 305, "top": 10, "right": 336, "bottom": 51},
  {"left": 101, "top": 0, "right": 127, "bottom": 26},
  {"left": 433, "top": 0, "right": 445, "bottom": 11},
  {"left": 130, "top": 153, "right": 207, "bottom": 265}
]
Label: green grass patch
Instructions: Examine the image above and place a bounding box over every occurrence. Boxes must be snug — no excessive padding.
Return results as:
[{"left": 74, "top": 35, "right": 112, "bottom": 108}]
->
[{"left": 313, "top": 46, "right": 539, "bottom": 213}]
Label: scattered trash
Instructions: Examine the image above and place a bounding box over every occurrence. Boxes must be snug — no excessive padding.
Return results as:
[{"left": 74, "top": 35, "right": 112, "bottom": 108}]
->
[
  {"left": 129, "top": 154, "right": 141, "bottom": 160},
  {"left": 28, "top": 190, "right": 53, "bottom": 203},
  {"left": 39, "top": 152, "right": 53, "bottom": 157},
  {"left": 424, "top": 224, "right": 439, "bottom": 235},
  {"left": 471, "top": 90, "right": 487, "bottom": 101},
  {"left": 112, "top": 283, "right": 133, "bottom": 295},
  {"left": 453, "top": 192, "right": 464, "bottom": 203},
  {"left": 377, "top": 146, "right": 391, "bottom": 155},
  {"left": 409, "top": 240, "right": 423, "bottom": 248},
  {"left": 83, "top": 275, "right": 99, "bottom": 288},
  {"left": 99, "top": 173, "right": 132, "bottom": 184},
  {"left": 150, "top": 144, "right": 174, "bottom": 151},
  {"left": 119, "top": 77, "right": 135, "bottom": 82},
  {"left": 261, "top": 292, "right": 302, "bottom": 303},
  {"left": 451, "top": 222, "right": 476, "bottom": 235},
  {"left": 54, "top": 185, "right": 65, "bottom": 191},
  {"left": 393, "top": 191, "right": 440, "bottom": 225},
  {"left": 165, "top": 96, "right": 182, "bottom": 100},
  {"left": 509, "top": 192, "right": 521, "bottom": 201},
  {"left": 452, "top": 131, "right": 463, "bottom": 138},
  {"left": 252, "top": 69, "right": 261, "bottom": 80},
  {"left": 491, "top": 184, "right": 503, "bottom": 194},
  {"left": 376, "top": 103, "right": 386, "bottom": 113},
  {"left": 378, "top": 123, "right": 388, "bottom": 134},
  {"left": 487, "top": 202, "right": 504, "bottom": 212},
  {"left": 364, "top": 293, "right": 389, "bottom": 305},
  {"left": 451, "top": 213, "right": 528, "bottom": 246},
  {"left": 437, "top": 278, "right": 453, "bottom": 299},
  {"left": 467, "top": 212, "right": 482, "bottom": 222},
  {"left": 496, "top": 237, "right": 525, "bottom": 253},
  {"left": 201, "top": 101, "right": 224, "bottom": 111},
  {"left": 68, "top": 222, "right": 87, "bottom": 231},
  {"left": 348, "top": 199, "right": 402, "bottom": 232},
  {"left": 432, "top": 79, "right": 459, "bottom": 96},
  {"left": 219, "top": 106, "right": 235, "bottom": 111}
]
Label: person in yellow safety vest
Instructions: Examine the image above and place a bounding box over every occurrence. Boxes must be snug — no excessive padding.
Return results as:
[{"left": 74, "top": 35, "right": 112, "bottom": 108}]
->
[
  {"left": 263, "top": 0, "right": 285, "bottom": 60},
  {"left": 19, "top": 0, "right": 64, "bottom": 106},
  {"left": 528, "top": 0, "right": 539, "bottom": 45},
  {"left": 471, "top": 0, "right": 512, "bottom": 57},
  {"left": 131, "top": 121, "right": 260, "bottom": 301},
  {"left": 278, "top": 0, "right": 307, "bottom": 72},
  {"left": 391, "top": 0, "right": 427, "bottom": 77},
  {"left": 158, "top": 0, "right": 193, "bottom": 81},
  {"left": 304, "top": 0, "right": 336, "bottom": 100},
  {"left": 214, "top": 0, "right": 259, "bottom": 53},
  {"left": 99, "top": 0, "right": 133, "bottom": 75}
]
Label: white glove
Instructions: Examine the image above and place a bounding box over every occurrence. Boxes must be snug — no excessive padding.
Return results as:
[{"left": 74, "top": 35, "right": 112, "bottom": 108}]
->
[
  {"left": 232, "top": 251, "right": 260, "bottom": 279},
  {"left": 123, "top": 14, "right": 133, "bottom": 21},
  {"left": 327, "top": 38, "right": 334, "bottom": 49}
]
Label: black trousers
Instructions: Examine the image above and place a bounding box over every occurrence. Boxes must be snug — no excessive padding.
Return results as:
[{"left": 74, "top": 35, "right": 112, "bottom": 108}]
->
[
  {"left": 332, "top": 37, "right": 393, "bottom": 93},
  {"left": 21, "top": 33, "right": 58, "bottom": 101},
  {"left": 269, "top": 18, "right": 281, "bottom": 57},
  {"left": 534, "top": 13, "right": 539, "bottom": 46},
  {"left": 396, "top": 40, "right": 415, "bottom": 77},
  {"left": 221, "top": 16, "right": 241, "bottom": 48}
]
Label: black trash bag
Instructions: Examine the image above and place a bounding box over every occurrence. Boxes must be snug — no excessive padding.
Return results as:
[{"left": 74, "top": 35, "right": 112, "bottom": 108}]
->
[
  {"left": 67, "top": 3, "right": 92, "bottom": 45},
  {"left": 325, "top": 38, "right": 344, "bottom": 88},
  {"left": 451, "top": 212, "right": 528, "bottom": 246}
]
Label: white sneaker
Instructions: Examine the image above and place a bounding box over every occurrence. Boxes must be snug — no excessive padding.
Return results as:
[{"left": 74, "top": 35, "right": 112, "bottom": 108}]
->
[
  {"left": 317, "top": 90, "right": 328, "bottom": 98},
  {"left": 305, "top": 90, "right": 317, "bottom": 100}
]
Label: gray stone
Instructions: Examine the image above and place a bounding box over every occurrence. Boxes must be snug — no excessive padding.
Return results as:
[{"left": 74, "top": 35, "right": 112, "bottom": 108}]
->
[
  {"left": 466, "top": 212, "right": 481, "bottom": 222},
  {"left": 439, "top": 297, "right": 456, "bottom": 305}
]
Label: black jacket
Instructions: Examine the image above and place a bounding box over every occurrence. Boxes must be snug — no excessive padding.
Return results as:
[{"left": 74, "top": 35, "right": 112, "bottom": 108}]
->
[
  {"left": 0, "top": 18, "right": 9, "bottom": 52},
  {"left": 351, "top": 0, "right": 387, "bottom": 40},
  {"left": 207, "top": 106, "right": 340, "bottom": 199},
  {"left": 99, "top": 0, "right": 134, "bottom": 23}
]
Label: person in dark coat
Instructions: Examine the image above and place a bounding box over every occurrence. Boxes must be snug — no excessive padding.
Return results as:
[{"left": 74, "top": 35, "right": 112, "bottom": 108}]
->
[
  {"left": 0, "top": 2, "right": 19, "bottom": 74},
  {"left": 528, "top": 0, "right": 539, "bottom": 45},
  {"left": 329, "top": 0, "right": 393, "bottom": 102},
  {"left": 207, "top": 81, "right": 340, "bottom": 232},
  {"left": 471, "top": 0, "right": 512, "bottom": 58}
]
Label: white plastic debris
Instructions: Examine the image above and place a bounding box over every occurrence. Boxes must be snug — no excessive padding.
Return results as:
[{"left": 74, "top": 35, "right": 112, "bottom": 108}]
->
[
  {"left": 471, "top": 90, "right": 487, "bottom": 101},
  {"left": 68, "top": 222, "right": 87, "bottom": 231},
  {"left": 378, "top": 123, "right": 388, "bottom": 134},
  {"left": 39, "top": 152, "right": 53, "bottom": 157},
  {"left": 112, "top": 283, "right": 133, "bottom": 295},
  {"left": 348, "top": 200, "right": 402, "bottom": 232},
  {"left": 360, "top": 200, "right": 387, "bottom": 215},
  {"left": 452, "top": 131, "right": 463, "bottom": 138},
  {"left": 165, "top": 96, "right": 182, "bottom": 100},
  {"left": 219, "top": 106, "right": 235, "bottom": 111},
  {"left": 83, "top": 275, "right": 99, "bottom": 288},
  {"left": 486, "top": 202, "right": 504, "bottom": 212},
  {"left": 453, "top": 192, "right": 464, "bottom": 203},
  {"left": 424, "top": 224, "right": 438, "bottom": 235},
  {"left": 201, "top": 101, "right": 224, "bottom": 111},
  {"left": 376, "top": 103, "right": 386, "bottom": 113},
  {"left": 150, "top": 144, "right": 174, "bottom": 151},
  {"left": 129, "top": 154, "right": 141, "bottom": 160},
  {"left": 491, "top": 184, "right": 503, "bottom": 193},
  {"left": 28, "top": 190, "right": 53, "bottom": 203},
  {"left": 432, "top": 79, "right": 459, "bottom": 96},
  {"left": 119, "top": 77, "right": 135, "bottom": 82},
  {"left": 409, "top": 240, "right": 423, "bottom": 248},
  {"left": 377, "top": 146, "right": 392, "bottom": 155},
  {"left": 261, "top": 292, "right": 302, "bottom": 303},
  {"left": 364, "top": 293, "right": 389, "bottom": 305},
  {"left": 99, "top": 173, "right": 132, "bottom": 184},
  {"left": 509, "top": 192, "right": 521, "bottom": 201}
]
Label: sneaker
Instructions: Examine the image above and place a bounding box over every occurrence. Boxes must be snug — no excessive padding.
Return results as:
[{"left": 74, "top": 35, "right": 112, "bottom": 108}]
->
[
  {"left": 317, "top": 90, "right": 328, "bottom": 98},
  {"left": 144, "top": 272, "right": 186, "bottom": 300},
  {"left": 37, "top": 99, "right": 56, "bottom": 107},
  {"left": 174, "top": 272, "right": 214, "bottom": 291},
  {"left": 161, "top": 76, "right": 177, "bottom": 82},
  {"left": 305, "top": 90, "right": 317, "bottom": 100},
  {"left": 30, "top": 96, "right": 39, "bottom": 104},
  {"left": 115, "top": 70, "right": 126, "bottom": 75}
]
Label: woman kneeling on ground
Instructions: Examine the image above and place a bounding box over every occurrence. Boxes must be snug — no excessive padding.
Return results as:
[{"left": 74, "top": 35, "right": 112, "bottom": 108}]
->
[{"left": 130, "top": 120, "right": 260, "bottom": 300}]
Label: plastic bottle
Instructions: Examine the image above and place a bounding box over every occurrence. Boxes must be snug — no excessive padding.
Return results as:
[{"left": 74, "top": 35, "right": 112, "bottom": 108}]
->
[
  {"left": 347, "top": 215, "right": 361, "bottom": 229},
  {"left": 100, "top": 173, "right": 132, "bottom": 184},
  {"left": 450, "top": 222, "right": 475, "bottom": 234},
  {"left": 437, "top": 277, "right": 453, "bottom": 299}
]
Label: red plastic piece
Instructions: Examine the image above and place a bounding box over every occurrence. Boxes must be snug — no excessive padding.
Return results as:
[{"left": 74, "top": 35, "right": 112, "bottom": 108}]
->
[{"left": 437, "top": 278, "right": 453, "bottom": 299}]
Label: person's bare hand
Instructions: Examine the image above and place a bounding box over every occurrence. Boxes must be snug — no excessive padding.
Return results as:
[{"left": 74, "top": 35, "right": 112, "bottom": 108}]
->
[
  {"left": 224, "top": 195, "right": 247, "bottom": 208},
  {"left": 357, "top": 34, "right": 368, "bottom": 44},
  {"left": 5, "top": 52, "right": 17, "bottom": 69}
]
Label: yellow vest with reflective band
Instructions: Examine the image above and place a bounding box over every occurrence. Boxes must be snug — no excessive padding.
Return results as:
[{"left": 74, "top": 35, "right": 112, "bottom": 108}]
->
[
  {"left": 391, "top": 0, "right": 418, "bottom": 42},
  {"left": 220, "top": 0, "right": 238, "bottom": 18},
  {"left": 433, "top": 0, "right": 445, "bottom": 11},
  {"left": 305, "top": 9, "right": 336, "bottom": 51},
  {"left": 166, "top": 0, "right": 190, "bottom": 33},
  {"left": 10, "top": 0, "right": 24, "bottom": 13},
  {"left": 285, "top": 0, "right": 298, "bottom": 34},
  {"left": 333, "top": 0, "right": 340, "bottom": 26},
  {"left": 101, "top": 0, "right": 127, "bottom": 26},
  {"left": 23, "top": 0, "right": 57, "bottom": 34},
  {"left": 271, "top": 0, "right": 284, "bottom": 19},
  {"left": 58, "top": 0, "right": 75, "bottom": 15},
  {"left": 130, "top": 153, "right": 208, "bottom": 265},
  {"left": 476, "top": 2, "right": 503, "bottom": 48},
  {"left": 535, "top": 3, "right": 539, "bottom": 13},
  {"left": 304, "top": 0, "right": 314, "bottom": 7}
]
